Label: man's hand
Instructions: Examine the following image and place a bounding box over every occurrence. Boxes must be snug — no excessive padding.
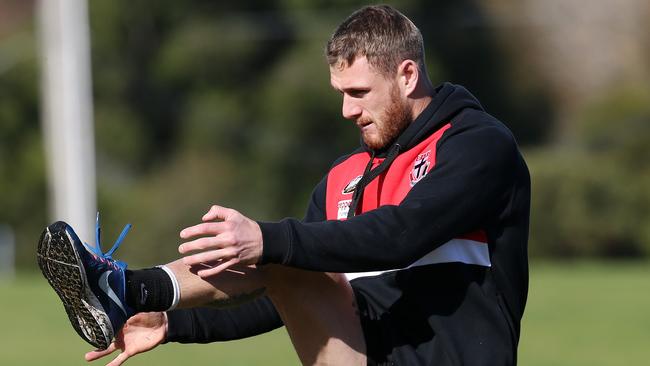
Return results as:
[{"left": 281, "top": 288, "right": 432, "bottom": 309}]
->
[
  {"left": 179, "top": 205, "right": 263, "bottom": 277},
  {"left": 85, "top": 312, "right": 167, "bottom": 366}
]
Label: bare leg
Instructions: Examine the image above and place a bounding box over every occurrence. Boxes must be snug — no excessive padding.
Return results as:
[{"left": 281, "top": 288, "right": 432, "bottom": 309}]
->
[
  {"left": 165, "top": 259, "right": 366, "bottom": 365},
  {"left": 264, "top": 265, "right": 366, "bottom": 366},
  {"left": 166, "top": 259, "right": 268, "bottom": 309}
]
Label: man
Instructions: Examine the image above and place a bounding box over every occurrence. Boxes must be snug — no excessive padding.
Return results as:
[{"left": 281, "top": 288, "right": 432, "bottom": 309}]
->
[{"left": 38, "top": 5, "right": 530, "bottom": 365}]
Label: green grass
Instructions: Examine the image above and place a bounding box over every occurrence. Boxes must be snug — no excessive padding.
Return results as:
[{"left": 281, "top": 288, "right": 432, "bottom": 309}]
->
[
  {"left": 519, "top": 261, "right": 650, "bottom": 366},
  {"left": 1, "top": 261, "right": 648, "bottom": 365},
  {"left": 0, "top": 273, "right": 299, "bottom": 366}
]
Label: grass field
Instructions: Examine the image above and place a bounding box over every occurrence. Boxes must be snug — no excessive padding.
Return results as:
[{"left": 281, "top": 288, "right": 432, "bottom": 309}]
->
[{"left": 1, "top": 261, "right": 648, "bottom": 365}]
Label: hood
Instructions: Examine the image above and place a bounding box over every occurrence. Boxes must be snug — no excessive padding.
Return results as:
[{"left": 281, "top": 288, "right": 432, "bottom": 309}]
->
[
  {"left": 347, "top": 83, "right": 483, "bottom": 218},
  {"left": 363, "top": 82, "right": 484, "bottom": 156}
]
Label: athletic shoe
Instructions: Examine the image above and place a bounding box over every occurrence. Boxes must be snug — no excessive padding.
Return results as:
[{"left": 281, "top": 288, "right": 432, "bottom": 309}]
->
[{"left": 36, "top": 213, "right": 134, "bottom": 350}]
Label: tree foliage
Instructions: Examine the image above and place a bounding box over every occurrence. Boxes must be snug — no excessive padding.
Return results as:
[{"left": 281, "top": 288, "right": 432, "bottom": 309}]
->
[
  {"left": 528, "top": 87, "right": 650, "bottom": 258},
  {"left": 1, "top": 0, "right": 648, "bottom": 267}
]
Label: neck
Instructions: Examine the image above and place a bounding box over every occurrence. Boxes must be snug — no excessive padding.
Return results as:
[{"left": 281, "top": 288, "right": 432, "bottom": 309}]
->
[{"left": 409, "top": 77, "right": 436, "bottom": 120}]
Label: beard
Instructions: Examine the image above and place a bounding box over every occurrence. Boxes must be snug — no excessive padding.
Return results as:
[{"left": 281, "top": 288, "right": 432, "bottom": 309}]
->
[{"left": 359, "top": 85, "right": 413, "bottom": 150}]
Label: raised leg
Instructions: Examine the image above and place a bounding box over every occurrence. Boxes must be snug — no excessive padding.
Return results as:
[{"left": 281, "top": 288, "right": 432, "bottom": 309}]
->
[{"left": 165, "top": 259, "right": 366, "bottom": 365}]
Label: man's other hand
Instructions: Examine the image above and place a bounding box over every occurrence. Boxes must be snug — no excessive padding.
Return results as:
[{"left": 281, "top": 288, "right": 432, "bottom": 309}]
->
[
  {"left": 85, "top": 312, "right": 167, "bottom": 366},
  {"left": 179, "top": 205, "right": 263, "bottom": 277}
]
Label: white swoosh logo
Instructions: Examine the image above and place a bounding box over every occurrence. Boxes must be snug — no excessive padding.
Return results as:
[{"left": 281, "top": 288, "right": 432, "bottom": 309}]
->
[{"left": 99, "top": 271, "right": 127, "bottom": 316}]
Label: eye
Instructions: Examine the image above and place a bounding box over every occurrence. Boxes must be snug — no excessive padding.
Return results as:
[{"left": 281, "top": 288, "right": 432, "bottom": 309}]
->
[{"left": 347, "top": 89, "right": 369, "bottom": 98}]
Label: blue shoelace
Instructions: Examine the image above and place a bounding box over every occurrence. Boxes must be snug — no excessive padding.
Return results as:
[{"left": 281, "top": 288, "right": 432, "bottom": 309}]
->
[{"left": 82, "top": 213, "right": 131, "bottom": 270}]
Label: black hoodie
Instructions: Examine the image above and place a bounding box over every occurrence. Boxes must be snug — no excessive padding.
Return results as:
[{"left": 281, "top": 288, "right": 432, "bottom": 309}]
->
[{"left": 167, "top": 83, "right": 530, "bottom": 364}]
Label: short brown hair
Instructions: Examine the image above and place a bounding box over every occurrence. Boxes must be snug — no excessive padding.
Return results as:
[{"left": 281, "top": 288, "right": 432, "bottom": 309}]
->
[{"left": 326, "top": 5, "right": 425, "bottom": 77}]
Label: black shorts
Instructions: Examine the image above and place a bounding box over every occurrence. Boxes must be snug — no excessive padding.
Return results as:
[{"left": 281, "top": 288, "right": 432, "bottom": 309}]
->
[{"left": 350, "top": 264, "right": 517, "bottom": 366}]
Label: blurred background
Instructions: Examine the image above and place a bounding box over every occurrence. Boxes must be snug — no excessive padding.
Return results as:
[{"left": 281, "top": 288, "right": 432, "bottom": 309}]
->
[{"left": 0, "top": 0, "right": 649, "bottom": 365}]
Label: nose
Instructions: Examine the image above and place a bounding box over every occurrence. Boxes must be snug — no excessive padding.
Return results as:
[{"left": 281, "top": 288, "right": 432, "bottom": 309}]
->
[{"left": 341, "top": 94, "right": 362, "bottom": 120}]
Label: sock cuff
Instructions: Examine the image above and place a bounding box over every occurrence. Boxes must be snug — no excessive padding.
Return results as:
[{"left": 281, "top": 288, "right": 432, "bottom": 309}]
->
[{"left": 157, "top": 265, "right": 181, "bottom": 311}]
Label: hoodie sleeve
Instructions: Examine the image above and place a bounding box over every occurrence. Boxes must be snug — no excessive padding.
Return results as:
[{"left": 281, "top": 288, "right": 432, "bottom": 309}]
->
[
  {"left": 165, "top": 177, "right": 329, "bottom": 343},
  {"left": 259, "top": 120, "right": 522, "bottom": 272},
  {"left": 165, "top": 296, "right": 282, "bottom": 343}
]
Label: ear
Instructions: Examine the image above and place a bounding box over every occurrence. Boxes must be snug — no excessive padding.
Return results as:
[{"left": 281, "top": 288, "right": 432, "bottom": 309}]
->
[{"left": 397, "top": 59, "right": 419, "bottom": 97}]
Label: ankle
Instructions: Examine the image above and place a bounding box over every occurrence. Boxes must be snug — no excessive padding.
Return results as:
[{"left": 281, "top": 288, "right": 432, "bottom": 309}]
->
[{"left": 125, "top": 267, "right": 179, "bottom": 312}]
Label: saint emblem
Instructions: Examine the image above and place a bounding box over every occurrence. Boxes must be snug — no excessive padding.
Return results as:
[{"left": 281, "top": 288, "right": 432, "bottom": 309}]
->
[{"left": 409, "top": 150, "right": 431, "bottom": 186}]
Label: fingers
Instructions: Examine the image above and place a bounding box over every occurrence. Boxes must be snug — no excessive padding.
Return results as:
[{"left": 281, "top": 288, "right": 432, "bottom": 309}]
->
[
  {"left": 84, "top": 347, "right": 130, "bottom": 366},
  {"left": 202, "top": 205, "right": 236, "bottom": 222},
  {"left": 196, "top": 257, "right": 241, "bottom": 277},
  {"left": 179, "top": 232, "right": 235, "bottom": 254},
  {"left": 178, "top": 205, "right": 262, "bottom": 269},
  {"left": 182, "top": 247, "right": 239, "bottom": 267},
  {"left": 180, "top": 222, "right": 228, "bottom": 240},
  {"left": 106, "top": 352, "right": 131, "bottom": 366},
  {"left": 179, "top": 236, "right": 221, "bottom": 254},
  {"left": 85, "top": 343, "right": 118, "bottom": 361}
]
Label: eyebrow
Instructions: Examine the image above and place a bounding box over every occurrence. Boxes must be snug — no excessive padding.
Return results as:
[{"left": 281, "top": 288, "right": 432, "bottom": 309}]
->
[{"left": 331, "top": 85, "right": 370, "bottom": 94}]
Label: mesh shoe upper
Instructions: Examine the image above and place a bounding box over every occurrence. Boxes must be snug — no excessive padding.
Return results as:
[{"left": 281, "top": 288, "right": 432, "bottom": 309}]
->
[
  {"left": 68, "top": 217, "right": 135, "bottom": 333},
  {"left": 37, "top": 213, "right": 135, "bottom": 349}
]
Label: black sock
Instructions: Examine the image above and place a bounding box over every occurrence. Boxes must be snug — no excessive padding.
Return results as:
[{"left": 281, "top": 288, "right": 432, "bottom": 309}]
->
[{"left": 125, "top": 268, "right": 174, "bottom": 313}]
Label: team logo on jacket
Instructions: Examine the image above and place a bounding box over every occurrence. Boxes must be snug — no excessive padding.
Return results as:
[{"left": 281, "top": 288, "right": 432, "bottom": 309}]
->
[
  {"left": 342, "top": 175, "right": 362, "bottom": 195},
  {"left": 409, "top": 150, "right": 431, "bottom": 186}
]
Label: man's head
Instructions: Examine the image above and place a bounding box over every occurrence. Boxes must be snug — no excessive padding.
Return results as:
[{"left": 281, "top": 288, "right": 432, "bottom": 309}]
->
[
  {"left": 326, "top": 5, "right": 430, "bottom": 150},
  {"left": 326, "top": 5, "right": 425, "bottom": 77}
]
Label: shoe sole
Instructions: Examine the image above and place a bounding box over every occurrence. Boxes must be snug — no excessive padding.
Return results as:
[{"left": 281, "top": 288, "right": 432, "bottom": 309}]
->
[{"left": 36, "top": 222, "right": 113, "bottom": 350}]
